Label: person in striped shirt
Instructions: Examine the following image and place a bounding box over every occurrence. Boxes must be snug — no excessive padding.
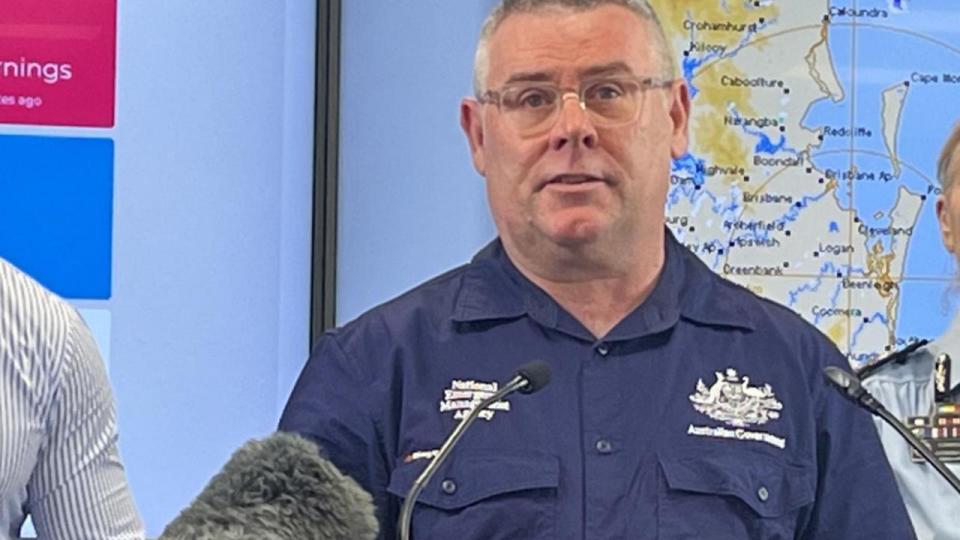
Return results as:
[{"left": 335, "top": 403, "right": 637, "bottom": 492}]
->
[{"left": 0, "top": 258, "right": 143, "bottom": 540}]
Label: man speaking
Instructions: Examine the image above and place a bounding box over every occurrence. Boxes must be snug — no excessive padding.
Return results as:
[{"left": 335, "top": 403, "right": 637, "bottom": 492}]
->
[{"left": 280, "top": 1, "right": 915, "bottom": 538}]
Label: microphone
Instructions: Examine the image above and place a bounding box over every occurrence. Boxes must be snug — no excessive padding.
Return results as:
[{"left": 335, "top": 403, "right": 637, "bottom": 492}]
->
[
  {"left": 823, "top": 366, "right": 884, "bottom": 414},
  {"left": 159, "top": 432, "right": 379, "bottom": 540},
  {"left": 515, "top": 359, "right": 551, "bottom": 393},
  {"left": 822, "top": 366, "right": 960, "bottom": 495},
  {"left": 398, "top": 360, "right": 552, "bottom": 540}
]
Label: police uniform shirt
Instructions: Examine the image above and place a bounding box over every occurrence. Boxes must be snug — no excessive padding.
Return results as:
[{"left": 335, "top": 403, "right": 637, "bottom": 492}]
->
[
  {"left": 862, "top": 323, "right": 960, "bottom": 540},
  {"left": 280, "top": 231, "right": 915, "bottom": 540}
]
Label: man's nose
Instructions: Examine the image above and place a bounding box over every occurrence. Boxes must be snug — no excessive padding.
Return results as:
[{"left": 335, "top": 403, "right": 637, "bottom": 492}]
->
[{"left": 548, "top": 92, "right": 599, "bottom": 152}]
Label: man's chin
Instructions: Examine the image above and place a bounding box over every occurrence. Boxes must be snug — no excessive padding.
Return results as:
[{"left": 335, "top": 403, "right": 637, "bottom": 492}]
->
[{"left": 539, "top": 217, "right": 610, "bottom": 247}]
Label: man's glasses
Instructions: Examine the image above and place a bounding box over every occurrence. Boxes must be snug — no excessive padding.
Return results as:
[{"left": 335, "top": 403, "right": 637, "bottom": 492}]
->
[{"left": 478, "top": 75, "right": 674, "bottom": 138}]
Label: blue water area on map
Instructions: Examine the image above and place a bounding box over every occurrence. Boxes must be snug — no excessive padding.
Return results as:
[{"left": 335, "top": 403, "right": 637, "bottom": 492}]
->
[
  {"left": 682, "top": 57, "right": 702, "bottom": 99},
  {"left": 0, "top": 135, "right": 114, "bottom": 299},
  {"left": 897, "top": 280, "right": 955, "bottom": 341},
  {"left": 672, "top": 152, "right": 706, "bottom": 186},
  {"left": 754, "top": 132, "right": 786, "bottom": 154},
  {"left": 806, "top": 0, "right": 960, "bottom": 343}
]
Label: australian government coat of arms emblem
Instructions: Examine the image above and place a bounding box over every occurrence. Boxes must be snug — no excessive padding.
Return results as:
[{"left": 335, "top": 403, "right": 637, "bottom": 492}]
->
[
  {"left": 689, "top": 368, "right": 784, "bottom": 427},
  {"left": 687, "top": 368, "right": 787, "bottom": 449}
]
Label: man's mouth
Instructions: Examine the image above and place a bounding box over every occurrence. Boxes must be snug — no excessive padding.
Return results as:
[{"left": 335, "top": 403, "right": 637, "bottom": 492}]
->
[{"left": 543, "top": 174, "right": 607, "bottom": 188}]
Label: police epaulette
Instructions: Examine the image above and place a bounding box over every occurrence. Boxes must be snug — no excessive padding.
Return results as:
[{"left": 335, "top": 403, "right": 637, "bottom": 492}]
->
[{"left": 857, "top": 339, "right": 931, "bottom": 381}]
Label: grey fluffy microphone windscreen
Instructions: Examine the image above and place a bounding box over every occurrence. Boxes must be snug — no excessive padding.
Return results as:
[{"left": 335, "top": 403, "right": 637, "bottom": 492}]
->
[{"left": 159, "top": 431, "right": 379, "bottom": 540}]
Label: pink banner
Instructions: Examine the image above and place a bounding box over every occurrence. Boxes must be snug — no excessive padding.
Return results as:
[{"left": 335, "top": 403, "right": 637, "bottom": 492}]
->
[{"left": 0, "top": 0, "right": 117, "bottom": 127}]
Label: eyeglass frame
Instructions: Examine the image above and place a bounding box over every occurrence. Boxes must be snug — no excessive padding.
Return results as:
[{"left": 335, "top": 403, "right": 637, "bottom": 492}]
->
[{"left": 476, "top": 74, "right": 676, "bottom": 137}]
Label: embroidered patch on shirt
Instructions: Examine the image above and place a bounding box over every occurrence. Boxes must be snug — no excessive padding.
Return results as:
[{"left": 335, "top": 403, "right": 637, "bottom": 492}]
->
[
  {"left": 439, "top": 379, "right": 511, "bottom": 421},
  {"left": 687, "top": 368, "right": 787, "bottom": 449},
  {"left": 403, "top": 449, "right": 440, "bottom": 463}
]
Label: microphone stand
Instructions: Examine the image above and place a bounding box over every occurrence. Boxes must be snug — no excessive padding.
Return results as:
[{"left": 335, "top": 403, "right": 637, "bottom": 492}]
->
[{"left": 397, "top": 374, "right": 530, "bottom": 540}]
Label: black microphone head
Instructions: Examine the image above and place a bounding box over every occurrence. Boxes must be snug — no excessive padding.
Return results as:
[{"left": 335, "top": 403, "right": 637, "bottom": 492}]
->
[
  {"left": 516, "top": 360, "right": 551, "bottom": 394},
  {"left": 823, "top": 365, "right": 889, "bottom": 418},
  {"left": 160, "top": 432, "right": 378, "bottom": 540},
  {"left": 823, "top": 365, "right": 864, "bottom": 398},
  {"left": 823, "top": 366, "right": 853, "bottom": 390}
]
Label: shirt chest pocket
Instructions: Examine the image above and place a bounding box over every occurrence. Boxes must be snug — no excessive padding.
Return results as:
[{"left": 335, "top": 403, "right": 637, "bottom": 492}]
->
[
  {"left": 657, "top": 453, "right": 814, "bottom": 540},
  {"left": 387, "top": 450, "right": 559, "bottom": 540}
]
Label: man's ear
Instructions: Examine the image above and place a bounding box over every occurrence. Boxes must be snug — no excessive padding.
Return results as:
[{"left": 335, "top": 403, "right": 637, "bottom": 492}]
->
[
  {"left": 461, "top": 98, "right": 486, "bottom": 176},
  {"left": 668, "top": 80, "right": 691, "bottom": 159},
  {"left": 937, "top": 195, "right": 956, "bottom": 255}
]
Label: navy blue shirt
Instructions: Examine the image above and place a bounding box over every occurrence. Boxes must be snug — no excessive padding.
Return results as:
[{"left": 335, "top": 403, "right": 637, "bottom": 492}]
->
[{"left": 280, "top": 232, "right": 915, "bottom": 539}]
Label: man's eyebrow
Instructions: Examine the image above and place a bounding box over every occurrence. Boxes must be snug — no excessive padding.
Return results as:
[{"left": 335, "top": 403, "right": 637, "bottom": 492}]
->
[
  {"left": 503, "top": 70, "right": 557, "bottom": 85},
  {"left": 579, "top": 62, "right": 633, "bottom": 79},
  {"left": 500, "top": 62, "right": 634, "bottom": 86}
]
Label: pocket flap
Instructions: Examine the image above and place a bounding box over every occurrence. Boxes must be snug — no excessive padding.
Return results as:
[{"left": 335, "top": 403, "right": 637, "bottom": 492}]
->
[
  {"left": 659, "top": 453, "right": 814, "bottom": 518},
  {"left": 388, "top": 450, "right": 559, "bottom": 510}
]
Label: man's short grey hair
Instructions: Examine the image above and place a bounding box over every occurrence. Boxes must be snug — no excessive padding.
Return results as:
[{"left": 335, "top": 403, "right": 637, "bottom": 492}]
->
[
  {"left": 473, "top": 0, "right": 677, "bottom": 96},
  {"left": 939, "top": 121, "right": 960, "bottom": 192}
]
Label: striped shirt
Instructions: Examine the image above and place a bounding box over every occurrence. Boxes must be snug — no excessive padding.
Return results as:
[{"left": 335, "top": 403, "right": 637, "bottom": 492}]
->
[{"left": 0, "top": 258, "right": 144, "bottom": 540}]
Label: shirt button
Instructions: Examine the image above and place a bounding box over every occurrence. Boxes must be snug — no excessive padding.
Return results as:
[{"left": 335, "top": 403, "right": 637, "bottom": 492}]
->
[
  {"left": 595, "top": 439, "right": 613, "bottom": 454},
  {"left": 597, "top": 343, "right": 610, "bottom": 356},
  {"left": 757, "top": 486, "right": 769, "bottom": 502},
  {"left": 441, "top": 479, "right": 457, "bottom": 495}
]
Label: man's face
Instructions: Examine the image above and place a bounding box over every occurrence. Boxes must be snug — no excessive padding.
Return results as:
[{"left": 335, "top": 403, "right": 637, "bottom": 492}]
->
[{"left": 462, "top": 5, "right": 690, "bottom": 257}]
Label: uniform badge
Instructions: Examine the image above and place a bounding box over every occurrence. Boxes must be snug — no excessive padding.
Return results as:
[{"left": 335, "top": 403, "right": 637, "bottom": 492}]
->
[
  {"left": 439, "top": 378, "right": 511, "bottom": 421},
  {"left": 935, "top": 353, "right": 951, "bottom": 403},
  {"left": 689, "top": 368, "right": 783, "bottom": 427},
  {"left": 906, "top": 404, "right": 960, "bottom": 463},
  {"left": 687, "top": 368, "right": 787, "bottom": 450}
]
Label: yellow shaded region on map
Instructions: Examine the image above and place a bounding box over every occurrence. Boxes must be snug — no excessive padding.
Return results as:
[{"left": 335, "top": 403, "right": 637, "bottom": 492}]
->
[
  {"left": 648, "top": 1, "right": 779, "bottom": 51},
  {"left": 646, "top": 2, "right": 779, "bottom": 182},
  {"left": 825, "top": 319, "right": 847, "bottom": 348},
  {"left": 864, "top": 242, "right": 901, "bottom": 350},
  {"left": 866, "top": 242, "right": 898, "bottom": 300},
  {"left": 688, "top": 64, "right": 759, "bottom": 180},
  {"left": 691, "top": 114, "right": 747, "bottom": 178}
]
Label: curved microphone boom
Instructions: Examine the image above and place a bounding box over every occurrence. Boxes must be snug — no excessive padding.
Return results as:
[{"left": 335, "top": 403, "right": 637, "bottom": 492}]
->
[
  {"left": 159, "top": 432, "right": 379, "bottom": 540},
  {"left": 398, "top": 360, "right": 552, "bottom": 540},
  {"left": 823, "top": 366, "right": 960, "bottom": 495}
]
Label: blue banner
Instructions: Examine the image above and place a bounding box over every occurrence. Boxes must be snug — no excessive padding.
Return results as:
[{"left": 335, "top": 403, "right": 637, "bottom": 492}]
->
[{"left": 0, "top": 134, "right": 113, "bottom": 299}]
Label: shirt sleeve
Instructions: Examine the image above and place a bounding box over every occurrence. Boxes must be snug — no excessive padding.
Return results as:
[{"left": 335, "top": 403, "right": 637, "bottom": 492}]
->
[
  {"left": 279, "top": 332, "right": 394, "bottom": 539},
  {"left": 798, "top": 336, "right": 917, "bottom": 540},
  {"left": 27, "top": 310, "right": 145, "bottom": 540}
]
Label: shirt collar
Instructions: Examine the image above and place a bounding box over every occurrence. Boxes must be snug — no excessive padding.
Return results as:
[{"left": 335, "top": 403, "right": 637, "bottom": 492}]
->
[
  {"left": 669, "top": 234, "right": 758, "bottom": 332},
  {"left": 451, "top": 230, "right": 756, "bottom": 338},
  {"left": 451, "top": 240, "right": 555, "bottom": 325}
]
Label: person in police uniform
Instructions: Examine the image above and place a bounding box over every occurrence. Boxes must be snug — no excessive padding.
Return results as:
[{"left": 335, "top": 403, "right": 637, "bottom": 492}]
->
[
  {"left": 280, "top": 1, "right": 916, "bottom": 538},
  {"left": 860, "top": 122, "right": 960, "bottom": 539}
]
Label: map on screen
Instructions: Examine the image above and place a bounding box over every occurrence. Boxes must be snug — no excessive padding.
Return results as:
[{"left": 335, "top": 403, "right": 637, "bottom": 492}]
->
[{"left": 651, "top": 0, "right": 960, "bottom": 365}]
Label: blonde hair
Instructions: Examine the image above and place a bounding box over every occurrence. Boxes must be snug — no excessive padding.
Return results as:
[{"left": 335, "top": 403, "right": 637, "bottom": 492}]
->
[{"left": 938, "top": 121, "right": 960, "bottom": 192}]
